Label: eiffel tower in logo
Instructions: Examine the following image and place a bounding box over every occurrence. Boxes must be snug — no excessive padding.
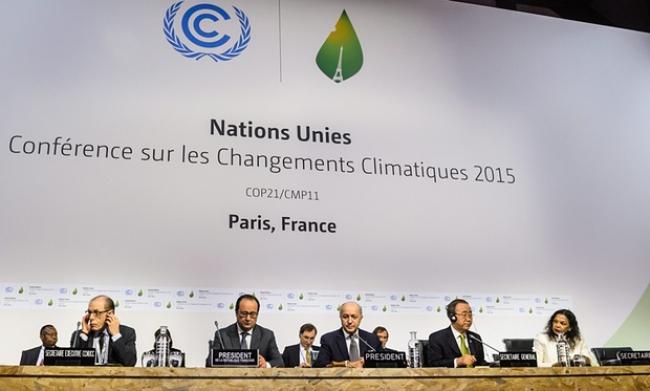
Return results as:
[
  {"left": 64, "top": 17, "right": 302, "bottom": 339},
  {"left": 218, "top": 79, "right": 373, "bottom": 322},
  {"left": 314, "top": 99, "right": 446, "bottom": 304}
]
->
[
  {"left": 332, "top": 46, "right": 344, "bottom": 83},
  {"left": 316, "top": 10, "right": 363, "bottom": 83}
]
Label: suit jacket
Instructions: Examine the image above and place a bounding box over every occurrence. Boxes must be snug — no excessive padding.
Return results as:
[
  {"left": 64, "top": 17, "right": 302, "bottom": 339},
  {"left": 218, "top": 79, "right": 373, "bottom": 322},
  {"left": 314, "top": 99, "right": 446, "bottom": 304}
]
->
[
  {"left": 20, "top": 346, "right": 42, "bottom": 366},
  {"left": 314, "top": 328, "right": 381, "bottom": 367},
  {"left": 72, "top": 324, "right": 137, "bottom": 366},
  {"left": 282, "top": 343, "right": 320, "bottom": 367},
  {"left": 426, "top": 326, "right": 486, "bottom": 368},
  {"left": 210, "top": 323, "right": 283, "bottom": 367}
]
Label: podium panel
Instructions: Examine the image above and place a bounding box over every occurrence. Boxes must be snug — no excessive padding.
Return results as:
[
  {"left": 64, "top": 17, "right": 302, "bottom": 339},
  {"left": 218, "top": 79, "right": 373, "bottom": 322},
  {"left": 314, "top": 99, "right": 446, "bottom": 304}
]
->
[{"left": 1, "top": 365, "right": 649, "bottom": 390}]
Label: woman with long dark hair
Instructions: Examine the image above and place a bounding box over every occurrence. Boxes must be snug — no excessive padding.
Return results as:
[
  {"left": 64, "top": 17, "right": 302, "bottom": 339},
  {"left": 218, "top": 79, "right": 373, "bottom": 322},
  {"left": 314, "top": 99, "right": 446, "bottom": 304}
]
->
[{"left": 533, "top": 309, "right": 598, "bottom": 366}]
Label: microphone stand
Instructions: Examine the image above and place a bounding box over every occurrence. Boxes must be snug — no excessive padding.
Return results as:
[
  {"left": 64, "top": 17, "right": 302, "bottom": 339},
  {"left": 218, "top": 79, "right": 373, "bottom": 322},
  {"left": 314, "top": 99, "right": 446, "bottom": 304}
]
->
[{"left": 70, "top": 321, "right": 81, "bottom": 348}]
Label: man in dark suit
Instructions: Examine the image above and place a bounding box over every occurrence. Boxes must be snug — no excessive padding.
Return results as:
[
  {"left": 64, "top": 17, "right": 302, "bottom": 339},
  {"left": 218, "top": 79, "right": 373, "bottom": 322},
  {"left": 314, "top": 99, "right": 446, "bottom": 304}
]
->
[
  {"left": 373, "top": 326, "right": 396, "bottom": 351},
  {"left": 427, "top": 299, "right": 486, "bottom": 368},
  {"left": 210, "top": 294, "right": 283, "bottom": 368},
  {"left": 20, "top": 324, "right": 58, "bottom": 365},
  {"left": 314, "top": 302, "right": 381, "bottom": 368},
  {"left": 282, "top": 323, "right": 320, "bottom": 367},
  {"left": 71, "top": 295, "right": 137, "bottom": 366}
]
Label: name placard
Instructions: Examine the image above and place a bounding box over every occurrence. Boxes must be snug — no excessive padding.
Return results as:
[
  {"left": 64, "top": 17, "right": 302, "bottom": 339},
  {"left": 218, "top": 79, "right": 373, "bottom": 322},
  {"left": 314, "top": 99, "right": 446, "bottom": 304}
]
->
[
  {"left": 618, "top": 351, "right": 650, "bottom": 365},
  {"left": 44, "top": 348, "right": 96, "bottom": 366},
  {"left": 498, "top": 352, "right": 537, "bottom": 367},
  {"left": 210, "top": 349, "right": 259, "bottom": 367},
  {"left": 364, "top": 351, "right": 407, "bottom": 368}
]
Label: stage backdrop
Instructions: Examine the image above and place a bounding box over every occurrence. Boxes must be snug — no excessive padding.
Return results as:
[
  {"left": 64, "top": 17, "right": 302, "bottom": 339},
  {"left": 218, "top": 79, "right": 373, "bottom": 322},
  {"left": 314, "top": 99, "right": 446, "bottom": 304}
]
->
[{"left": 1, "top": 0, "right": 649, "bottom": 366}]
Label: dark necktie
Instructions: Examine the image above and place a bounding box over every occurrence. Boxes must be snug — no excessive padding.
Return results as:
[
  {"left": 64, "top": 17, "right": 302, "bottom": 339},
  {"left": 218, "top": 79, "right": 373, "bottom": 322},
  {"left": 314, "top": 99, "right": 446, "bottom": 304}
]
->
[{"left": 240, "top": 332, "right": 248, "bottom": 349}]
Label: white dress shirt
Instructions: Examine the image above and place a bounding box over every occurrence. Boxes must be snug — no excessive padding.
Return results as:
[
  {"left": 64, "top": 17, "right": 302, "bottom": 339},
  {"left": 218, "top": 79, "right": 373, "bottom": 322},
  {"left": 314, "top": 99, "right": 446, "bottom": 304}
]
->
[
  {"left": 533, "top": 332, "right": 599, "bottom": 367},
  {"left": 36, "top": 346, "right": 45, "bottom": 366}
]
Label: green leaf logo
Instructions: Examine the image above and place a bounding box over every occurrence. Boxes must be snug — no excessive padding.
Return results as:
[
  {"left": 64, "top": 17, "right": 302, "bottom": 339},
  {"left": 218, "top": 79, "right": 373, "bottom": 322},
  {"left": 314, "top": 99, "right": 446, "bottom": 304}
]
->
[
  {"left": 356, "top": 294, "right": 361, "bottom": 301},
  {"left": 278, "top": 304, "right": 283, "bottom": 311},
  {"left": 229, "top": 303, "right": 234, "bottom": 310},
  {"left": 316, "top": 10, "right": 363, "bottom": 83},
  {"left": 299, "top": 293, "right": 304, "bottom": 300},
  {"left": 47, "top": 299, "right": 53, "bottom": 306},
  {"left": 436, "top": 306, "right": 441, "bottom": 313},
  {"left": 544, "top": 298, "right": 548, "bottom": 304},
  {"left": 72, "top": 288, "right": 78, "bottom": 295},
  {"left": 115, "top": 300, "right": 120, "bottom": 308},
  {"left": 479, "top": 306, "right": 483, "bottom": 313},
  {"left": 496, "top": 297, "right": 500, "bottom": 303},
  {"left": 401, "top": 295, "right": 406, "bottom": 302},
  {"left": 382, "top": 305, "right": 387, "bottom": 312},
  {"left": 166, "top": 302, "right": 172, "bottom": 309},
  {"left": 18, "top": 287, "right": 24, "bottom": 294},
  {"left": 138, "top": 289, "right": 143, "bottom": 297},
  {"left": 189, "top": 291, "right": 195, "bottom": 298}
]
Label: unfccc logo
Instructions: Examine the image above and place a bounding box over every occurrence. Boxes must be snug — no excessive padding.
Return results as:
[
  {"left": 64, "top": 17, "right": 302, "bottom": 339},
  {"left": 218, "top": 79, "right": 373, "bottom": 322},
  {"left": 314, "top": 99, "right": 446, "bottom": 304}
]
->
[{"left": 163, "top": 1, "right": 251, "bottom": 62}]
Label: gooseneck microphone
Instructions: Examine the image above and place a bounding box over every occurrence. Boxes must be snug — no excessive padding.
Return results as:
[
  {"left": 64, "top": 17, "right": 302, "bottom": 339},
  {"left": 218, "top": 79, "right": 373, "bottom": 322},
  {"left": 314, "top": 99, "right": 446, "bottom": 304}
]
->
[
  {"left": 214, "top": 320, "right": 225, "bottom": 349},
  {"left": 358, "top": 334, "right": 377, "bottom": 352},
  {"left": 468, "top": 334, "right": 501, "bottom": 354},
  {"left": 70, "top": 321, "right": 82, "bottom": 348}
]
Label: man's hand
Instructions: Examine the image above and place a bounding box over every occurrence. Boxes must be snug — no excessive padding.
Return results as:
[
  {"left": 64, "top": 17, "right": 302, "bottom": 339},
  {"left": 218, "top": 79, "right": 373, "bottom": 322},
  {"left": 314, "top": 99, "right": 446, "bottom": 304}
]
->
[
  {"left": 81, "top": 313, "right": 90, "bottom": 334},
  {"left": 105, "top": 312, "right": 121, "bottom": 336},
  {"left": 299, "top": 362, "right": 311, "bottom": 368},
  {"left": 348, "top": 359, "right": 364, "bottom": 368},
  {"left": 456, "top": 354, "right": 477, "bottom": 367},
  {"left": 258, "top": 355, "right": 268, "bottom": 368}
]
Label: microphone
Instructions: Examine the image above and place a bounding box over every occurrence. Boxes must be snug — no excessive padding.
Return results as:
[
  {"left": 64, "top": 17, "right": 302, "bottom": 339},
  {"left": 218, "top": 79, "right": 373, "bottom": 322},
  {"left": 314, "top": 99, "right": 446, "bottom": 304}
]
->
[
  {"left": 208, "top": 340, "right": 214, "bottom": 368},
  {"left": 214, "top": 321, "right": 225, "bottom": 349},
  {"left": 468, "top": 334, "right": 501, "bottom": 354},
  {"left": 70, "top": 321, "right": 81, "bottom": 348},
  {"left": 358, "top": 334, "right": 377, "bottom": 352}
]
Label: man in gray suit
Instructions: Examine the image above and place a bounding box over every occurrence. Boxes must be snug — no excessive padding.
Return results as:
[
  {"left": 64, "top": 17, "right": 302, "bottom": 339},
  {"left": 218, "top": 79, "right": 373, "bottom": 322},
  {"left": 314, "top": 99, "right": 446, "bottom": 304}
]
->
[{"left": 210, "top": 294, "right": 283, "bottom": 368}]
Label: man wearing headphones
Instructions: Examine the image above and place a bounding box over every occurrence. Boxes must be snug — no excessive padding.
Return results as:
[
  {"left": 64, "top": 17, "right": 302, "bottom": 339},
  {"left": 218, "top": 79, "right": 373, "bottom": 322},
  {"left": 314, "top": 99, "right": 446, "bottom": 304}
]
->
[
  {"left": 71, "top": 295, "right": 137, "bottom": 366},
  {"left": 426, "top": 299, "right": 486, "bottom": 367}
]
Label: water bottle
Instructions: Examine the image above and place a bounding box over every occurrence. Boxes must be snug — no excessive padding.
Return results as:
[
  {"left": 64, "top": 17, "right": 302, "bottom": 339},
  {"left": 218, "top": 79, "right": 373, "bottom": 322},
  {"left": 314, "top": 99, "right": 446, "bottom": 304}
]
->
[
  {"left": 556, "top": 337, "right": 569, "bottom": 367},
  {"left": 154, "top": 326, "right": 171, "bottom": 367},
  {"left": 408, "top": 331, "right": 421, "bottom": 368}
]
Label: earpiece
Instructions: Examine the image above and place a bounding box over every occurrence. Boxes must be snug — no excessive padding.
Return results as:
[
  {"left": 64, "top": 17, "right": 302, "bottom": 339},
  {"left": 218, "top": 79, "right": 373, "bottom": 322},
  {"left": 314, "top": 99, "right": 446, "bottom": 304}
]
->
[
  {"left": 446, "top": 299, "right": 467, "bottom": 323},
  {"left": 446, "top": 303, "right": 457, "bottom": 323}
]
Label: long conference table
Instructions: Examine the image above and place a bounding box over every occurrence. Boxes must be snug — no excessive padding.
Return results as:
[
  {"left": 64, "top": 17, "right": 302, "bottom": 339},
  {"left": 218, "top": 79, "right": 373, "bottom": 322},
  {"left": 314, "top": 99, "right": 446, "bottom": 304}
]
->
[{"left": 1, "top": 365, "right": 649, "bottom": 390}]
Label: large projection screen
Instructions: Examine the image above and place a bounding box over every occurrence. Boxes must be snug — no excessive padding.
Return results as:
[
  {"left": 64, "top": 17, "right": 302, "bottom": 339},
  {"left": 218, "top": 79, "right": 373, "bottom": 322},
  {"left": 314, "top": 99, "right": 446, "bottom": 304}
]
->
[{"left": 1, "top": 0, "right": 649, "bottom": 366}]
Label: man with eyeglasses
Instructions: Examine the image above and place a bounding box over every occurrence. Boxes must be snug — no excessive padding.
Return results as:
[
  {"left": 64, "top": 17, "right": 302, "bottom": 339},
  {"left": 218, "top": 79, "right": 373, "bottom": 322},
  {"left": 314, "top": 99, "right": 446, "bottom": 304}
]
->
[
  {"left": 71, "top": 295, "right": 137, "bottom": 366},
  {"left": 210, "top": 294, "right": 283, "bottom": 368},
  {"left": 426, "top": 299, "right": 486, "bottom": 368}
]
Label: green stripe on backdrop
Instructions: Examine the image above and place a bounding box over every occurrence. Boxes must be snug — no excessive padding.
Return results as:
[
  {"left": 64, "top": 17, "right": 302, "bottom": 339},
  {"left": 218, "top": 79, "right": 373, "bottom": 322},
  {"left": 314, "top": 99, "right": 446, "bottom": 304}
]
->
[{"left": 606, "top": 282, "right": 650, "bottom": 349}]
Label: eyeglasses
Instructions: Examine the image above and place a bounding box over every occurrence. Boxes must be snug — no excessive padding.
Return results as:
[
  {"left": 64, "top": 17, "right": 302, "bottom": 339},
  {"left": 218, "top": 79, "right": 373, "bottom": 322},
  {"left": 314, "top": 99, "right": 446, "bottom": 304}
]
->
[
  {"left": 86, "top": 309, "right": 109, "bottom": 317},
  {"left": 455, "top": 311, "right": 473, "bottom": 318},
  {"left": 237, "top": 311, "right": 258, "bottom": 319}
]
